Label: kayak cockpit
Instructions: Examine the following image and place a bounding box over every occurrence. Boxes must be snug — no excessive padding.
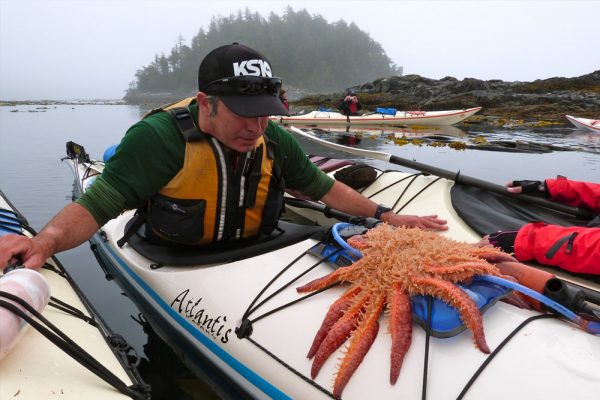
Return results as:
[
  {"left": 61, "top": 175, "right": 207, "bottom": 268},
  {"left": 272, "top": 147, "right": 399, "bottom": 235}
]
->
[{"left": 122, "top": 218, "right": 328, "bottom": 266}]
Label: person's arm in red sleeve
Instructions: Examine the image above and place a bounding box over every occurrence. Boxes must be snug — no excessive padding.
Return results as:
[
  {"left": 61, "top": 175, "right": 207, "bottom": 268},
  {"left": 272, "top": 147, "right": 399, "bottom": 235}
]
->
[{"left": 545, "top": 176, "right": 600, "bottom": 213}]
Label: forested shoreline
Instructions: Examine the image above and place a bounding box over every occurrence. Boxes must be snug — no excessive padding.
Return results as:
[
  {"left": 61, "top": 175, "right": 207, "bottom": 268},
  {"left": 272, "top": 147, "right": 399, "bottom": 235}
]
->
[
  {"left": 4, "top": 6, "right": 597, "bottom": 124},
  {"left": 125, "top": 7, "right": 401, "bottom": 101}
]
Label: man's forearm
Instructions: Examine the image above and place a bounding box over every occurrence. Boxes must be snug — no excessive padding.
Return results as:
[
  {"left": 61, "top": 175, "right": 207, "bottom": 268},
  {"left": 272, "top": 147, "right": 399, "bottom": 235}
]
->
[
  {"left": 319, "top": 181, "right": 448, "bottom": 231},
  {"left": 319, "top": 181, "right": 377, "bottom": 218},
  {"left": 34, "top": 203, "right": 100, "bottom": 256}
]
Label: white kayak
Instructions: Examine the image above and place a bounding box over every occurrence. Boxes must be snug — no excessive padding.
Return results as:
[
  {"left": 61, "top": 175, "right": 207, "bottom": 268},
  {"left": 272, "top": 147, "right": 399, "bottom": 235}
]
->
[
  {"left": 271, "top": 107, "right": 482, "bottom": 126},
  {"left": 0, "top": 190, "right": 147, "bottom": 400},
  {"left": 64, "top": 142, "right": 600, "bottom": 400},
  {"left": 566, "top": 115, "right": 600, "bottom": 133}
]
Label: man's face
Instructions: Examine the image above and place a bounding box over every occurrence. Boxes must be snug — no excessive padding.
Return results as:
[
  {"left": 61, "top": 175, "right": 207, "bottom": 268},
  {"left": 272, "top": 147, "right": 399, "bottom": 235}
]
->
[{"left": 198, "top": 93, "right": 269, "bottom": 153}]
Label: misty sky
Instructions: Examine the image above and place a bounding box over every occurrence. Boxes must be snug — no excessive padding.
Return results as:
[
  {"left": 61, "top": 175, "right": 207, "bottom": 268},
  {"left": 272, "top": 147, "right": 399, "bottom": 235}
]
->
[{"left": 1, "top": 0, "right": 599, "bottom": 100}]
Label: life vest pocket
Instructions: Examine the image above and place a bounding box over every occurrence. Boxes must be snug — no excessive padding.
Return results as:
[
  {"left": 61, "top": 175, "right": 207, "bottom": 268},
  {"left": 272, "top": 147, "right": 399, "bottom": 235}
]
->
[{"left": 147, "top": 194, "right": 206, "bottom": 244}]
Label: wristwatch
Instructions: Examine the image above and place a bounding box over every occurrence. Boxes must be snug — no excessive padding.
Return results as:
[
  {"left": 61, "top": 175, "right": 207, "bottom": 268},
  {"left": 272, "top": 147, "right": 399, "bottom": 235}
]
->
[{"left": 374, "top": 204, "right": 392, "bottom": 220}]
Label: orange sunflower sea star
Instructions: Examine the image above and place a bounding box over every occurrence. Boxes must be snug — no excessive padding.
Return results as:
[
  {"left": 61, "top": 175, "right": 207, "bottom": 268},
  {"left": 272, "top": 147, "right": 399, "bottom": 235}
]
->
[{"left": 297, "top": 223, "right": 516, "bottom": 397}]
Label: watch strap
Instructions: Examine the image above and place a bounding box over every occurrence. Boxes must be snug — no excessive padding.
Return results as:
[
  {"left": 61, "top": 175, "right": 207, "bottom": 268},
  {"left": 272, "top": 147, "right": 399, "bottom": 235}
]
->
[{"left": 374, "top": 204, "right": 391, "bottom": 220}]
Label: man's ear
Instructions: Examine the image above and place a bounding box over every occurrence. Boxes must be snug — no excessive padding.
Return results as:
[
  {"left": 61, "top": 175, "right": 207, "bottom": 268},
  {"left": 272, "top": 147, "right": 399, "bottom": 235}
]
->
[
  {"left": 197, "top": 92, "right": 218, "bottom": 117},
  {"left": 196, "top": 92, "right": 208, "bottom": 108}
]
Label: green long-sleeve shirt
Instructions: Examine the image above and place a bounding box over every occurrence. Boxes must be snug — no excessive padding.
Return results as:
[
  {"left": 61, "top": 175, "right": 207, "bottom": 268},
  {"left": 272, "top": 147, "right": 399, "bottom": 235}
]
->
[{"left": 77, "top": 103, "right": 334, "bottom": 226}]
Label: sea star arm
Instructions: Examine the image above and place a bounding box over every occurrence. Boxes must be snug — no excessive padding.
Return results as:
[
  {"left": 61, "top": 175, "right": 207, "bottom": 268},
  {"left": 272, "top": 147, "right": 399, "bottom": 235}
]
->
[
  {"left": 311, "top": 290, "right": 370, "bottom": 378},
  {"left": 307, "top": 285, "right": 362, "bottom": 358},
  {"left": 296, "top": 262, "right": 362, "bottom": 293},
  {"left": 333, "top": 292, "right": 386, "bottom": 398},
  {"left": 389, "top": 284, "right": 413, "bottom": 384},
  {"left": 431, "top": 261, "right": 501, "bottom": 282}
]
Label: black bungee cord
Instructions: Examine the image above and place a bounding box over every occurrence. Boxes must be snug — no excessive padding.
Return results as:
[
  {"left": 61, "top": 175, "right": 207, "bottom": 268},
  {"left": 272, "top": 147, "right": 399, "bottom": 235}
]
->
[
  {"left": 0, "top": 290, "right": 150, "bottom": 399},
  {"left": 234, "top": 239, "right": 345, "bottom": 399},
  {"left": 0, "top": 214, "right": 150, "bottom": 399},
  {"left": 417, "top": 299, "right": 556, "bottom": 400},
  {"left": 421, "top": 296, "right": 434, "bottom": 400},
  {"left": 455, "top": 314, "right": 555, "bottom": 400}
]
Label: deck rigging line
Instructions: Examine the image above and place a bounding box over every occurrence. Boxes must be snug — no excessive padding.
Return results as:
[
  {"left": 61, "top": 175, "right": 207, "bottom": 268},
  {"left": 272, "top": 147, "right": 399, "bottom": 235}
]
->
[
  {"left": 236, "top": 240, "right": 343, "bottom": 399},
  {"left": 236, "top": 229, "right": 565, "bottom": 400},
  {"left": 240, "top": 240, "right": 343, "bottom": 326},
  {"left": 1, "top": 211, "right": 150, "bottom": 399},
  {"left": 355, "top": 168, "right": 442, "bottom": 213},
  {"left": 0, "top": 290, "right": 150, "bottom": 400},
  {"left": 245, "top": 335, "right": 336, "bottom": 399},
  {"left": 422, "top": 297, "right": 433, "bottom": 400},
  {"left": 456, "top": 314, "right": 555, "bottom": 399}
]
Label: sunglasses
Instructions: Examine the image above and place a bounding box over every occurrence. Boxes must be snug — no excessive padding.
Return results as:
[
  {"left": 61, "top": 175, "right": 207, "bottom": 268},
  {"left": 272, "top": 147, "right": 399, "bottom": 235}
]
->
[{"left": 202, "top": 76, "right": 282, "bottom": 96}]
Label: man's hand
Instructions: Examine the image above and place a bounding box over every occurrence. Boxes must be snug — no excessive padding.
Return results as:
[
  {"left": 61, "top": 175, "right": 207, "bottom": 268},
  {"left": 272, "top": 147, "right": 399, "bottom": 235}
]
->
[
  {"left": 384, "top": 213, "right": 448, "bottom": 231},
  {"left": 0, "top": 203, "right": 99, "bottom": 271},
  {"left": 0, "top": 234, "right": 50, "bottom": 270},
  {"left": 319, "top": 181, "right": 449, "bottom": 231}
]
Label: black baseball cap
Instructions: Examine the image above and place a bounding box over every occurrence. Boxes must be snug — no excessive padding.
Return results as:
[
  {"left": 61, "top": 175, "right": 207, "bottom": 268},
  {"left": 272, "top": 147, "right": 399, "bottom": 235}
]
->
[{"left": 198, "top": 43, "right": 289, "bottom": 117}]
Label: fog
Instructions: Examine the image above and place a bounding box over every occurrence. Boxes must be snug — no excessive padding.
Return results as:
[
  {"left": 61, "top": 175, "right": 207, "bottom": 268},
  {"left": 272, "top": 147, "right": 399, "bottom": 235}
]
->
[{"left": 1, "top": 0, "right": 598, "bottom": 100}]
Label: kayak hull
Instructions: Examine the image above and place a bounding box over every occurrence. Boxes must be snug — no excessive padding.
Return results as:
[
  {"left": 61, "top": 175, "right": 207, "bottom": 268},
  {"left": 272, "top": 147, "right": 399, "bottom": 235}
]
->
[
  {"left": 566, "top": 115, "right": 600, "bottom": 133},
  {"left": 271, "top": 107, "right": 482, "bottom": 126}
]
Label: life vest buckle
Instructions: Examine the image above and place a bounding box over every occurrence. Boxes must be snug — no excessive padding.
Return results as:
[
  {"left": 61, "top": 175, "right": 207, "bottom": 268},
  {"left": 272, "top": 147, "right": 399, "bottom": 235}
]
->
[{"left": 171, "top": 107, "right": 191, "bottom": 120}]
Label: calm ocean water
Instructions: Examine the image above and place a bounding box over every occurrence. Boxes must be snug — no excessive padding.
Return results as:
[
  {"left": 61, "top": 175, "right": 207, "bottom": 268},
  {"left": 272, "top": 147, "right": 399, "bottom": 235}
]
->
[{"left": 1, "top": 103, "right": 599, "bottom": 398}]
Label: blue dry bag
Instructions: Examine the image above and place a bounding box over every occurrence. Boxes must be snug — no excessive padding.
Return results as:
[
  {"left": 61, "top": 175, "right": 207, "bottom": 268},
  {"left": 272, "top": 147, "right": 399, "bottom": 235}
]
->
[
  {"left": 376, "top": 107, "right": 397, "bottom": 116},
  {"left": 103, "top": 144, "right": 118, "bottom": 162}
]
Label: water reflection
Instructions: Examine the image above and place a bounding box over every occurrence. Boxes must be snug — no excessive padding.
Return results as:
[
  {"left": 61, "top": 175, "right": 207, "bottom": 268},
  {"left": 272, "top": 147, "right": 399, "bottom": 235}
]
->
[
  {"left": 334, "top": 134, "right": 362, "bottom": 146},
  {"left": 571, "top": 132, "right": 600, "bottom": 153},
  {"left": 299, "top": 124, "right": 599, "bottom": 154},
  {"left": 311, "top": 124, "right": 467, "bottom": 138},
  {"left": 468, "top": 127, "right": 599, "bottom": 154},
  {"left": 136, "top": 317, "right": 222, "bottom": 400}
]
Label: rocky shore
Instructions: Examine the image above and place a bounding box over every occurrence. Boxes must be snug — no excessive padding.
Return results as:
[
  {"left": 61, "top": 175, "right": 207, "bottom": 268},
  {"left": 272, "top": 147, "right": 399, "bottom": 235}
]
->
[
  {"left": 6, "top": 72, "right": 597, "bottom": 128},
  {"left": 294, "top": 70, "right": 600, "bottom": 126}
]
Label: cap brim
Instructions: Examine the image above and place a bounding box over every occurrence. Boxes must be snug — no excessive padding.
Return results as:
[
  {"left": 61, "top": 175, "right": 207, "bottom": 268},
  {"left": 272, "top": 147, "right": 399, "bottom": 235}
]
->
[{"left": 220, "top": 94, "right": 290, "bottom": 117}]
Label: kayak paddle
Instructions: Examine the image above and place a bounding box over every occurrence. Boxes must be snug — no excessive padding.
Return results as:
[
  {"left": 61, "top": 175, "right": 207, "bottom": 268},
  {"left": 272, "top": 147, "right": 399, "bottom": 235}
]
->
[{"left": 289, "top": 126, "right": 594, "bottom": 219}]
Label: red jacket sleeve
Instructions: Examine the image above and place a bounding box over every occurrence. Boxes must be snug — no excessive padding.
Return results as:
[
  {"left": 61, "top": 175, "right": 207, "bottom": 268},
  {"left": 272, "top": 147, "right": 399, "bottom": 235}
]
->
[
  {"left": 515, "top": 222, "right": 600, "bottom": 274},
  {"left": 545, "top": 176, "right": 600, "bottom": 213}
]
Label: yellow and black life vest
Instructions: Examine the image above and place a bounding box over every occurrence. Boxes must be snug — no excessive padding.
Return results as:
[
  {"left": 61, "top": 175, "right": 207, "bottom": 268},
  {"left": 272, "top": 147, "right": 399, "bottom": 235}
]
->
[{"left": 144, "top": 99, "right": 284, "bottom": 246}]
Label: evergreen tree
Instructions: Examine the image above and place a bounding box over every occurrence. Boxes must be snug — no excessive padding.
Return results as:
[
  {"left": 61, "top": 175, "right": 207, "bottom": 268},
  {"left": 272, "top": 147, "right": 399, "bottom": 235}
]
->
[{"left": 126, "top": 7, "right": 402, "bottom": 97}]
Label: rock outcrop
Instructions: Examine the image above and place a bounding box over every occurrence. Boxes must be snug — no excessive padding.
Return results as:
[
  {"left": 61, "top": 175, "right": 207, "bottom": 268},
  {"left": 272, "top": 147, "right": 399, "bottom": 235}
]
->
[{"left": 295, "top": 71, "right": 600, "bottom": 122}]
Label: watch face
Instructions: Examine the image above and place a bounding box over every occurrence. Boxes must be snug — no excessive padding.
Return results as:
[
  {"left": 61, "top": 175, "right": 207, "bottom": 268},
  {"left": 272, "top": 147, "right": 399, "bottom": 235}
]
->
[{"left": 375, "top": 204, "right": 391, "bottom": 219}]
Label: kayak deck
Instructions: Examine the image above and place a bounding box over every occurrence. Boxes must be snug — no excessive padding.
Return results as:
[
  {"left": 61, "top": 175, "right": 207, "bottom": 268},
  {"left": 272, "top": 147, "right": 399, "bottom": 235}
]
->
[
  {"left": 61, "top": 144, "right": 600, "bottom": 400},
  {"left": 0, "top": 190, "right": 144, "bottom": 400}
]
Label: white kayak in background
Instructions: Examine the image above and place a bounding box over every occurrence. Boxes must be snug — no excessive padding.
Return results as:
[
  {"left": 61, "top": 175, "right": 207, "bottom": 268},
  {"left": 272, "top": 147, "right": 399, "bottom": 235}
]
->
[
  {"left": 565, "top": 115, "right": 600, "bottom": 133},
  {"left": 0, "top": 190, "right": 148, "bottom": 400},
  {"left": 271, "top": 107, "right": 482, "bottom": 126}
]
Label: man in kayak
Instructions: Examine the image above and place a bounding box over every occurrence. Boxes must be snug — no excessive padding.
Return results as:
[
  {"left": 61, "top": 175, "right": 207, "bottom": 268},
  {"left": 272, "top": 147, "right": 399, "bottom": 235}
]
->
[
  {"left": 486, "top": 176, "right": 600, "bottom": 275},
  {"left": 0, "top": 43, "right": 447, "bottom": 270}
]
